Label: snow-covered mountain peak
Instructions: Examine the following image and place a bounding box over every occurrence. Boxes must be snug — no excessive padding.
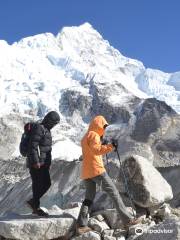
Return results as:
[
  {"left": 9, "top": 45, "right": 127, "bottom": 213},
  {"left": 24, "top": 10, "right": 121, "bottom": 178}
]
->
[
  {"left": 0, "top": 22, "right": 179, "bottom": 119},
  {"left": 56, "top": 22, "right": 117, "bottom": 64},
  {"left": 57, "top": 22, "right": 102, "bottom": 42}
]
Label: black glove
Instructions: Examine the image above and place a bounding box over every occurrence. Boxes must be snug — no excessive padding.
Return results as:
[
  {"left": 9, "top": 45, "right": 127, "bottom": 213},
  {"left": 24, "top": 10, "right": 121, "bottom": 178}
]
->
[
  {"left": 78, "top": 155, "right": 83, "bottom": 161},
  {"left": 101, "top": 139, "right": 109, "bottom": 145},
  {"left": 111, "top": 139, "right": 118, "bottom": 150}
]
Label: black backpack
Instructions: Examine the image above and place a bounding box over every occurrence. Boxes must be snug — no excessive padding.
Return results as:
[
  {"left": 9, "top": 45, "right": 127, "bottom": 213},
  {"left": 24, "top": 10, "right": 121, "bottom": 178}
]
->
[{"left": 19, "top": 122, "right": 37, "bottom": 157}]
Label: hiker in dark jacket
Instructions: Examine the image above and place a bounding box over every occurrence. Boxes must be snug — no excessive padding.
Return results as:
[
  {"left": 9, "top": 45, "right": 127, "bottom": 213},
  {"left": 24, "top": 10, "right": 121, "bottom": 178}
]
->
[{"left": 26, "top": 111, "right": 60, "bottom": 216}]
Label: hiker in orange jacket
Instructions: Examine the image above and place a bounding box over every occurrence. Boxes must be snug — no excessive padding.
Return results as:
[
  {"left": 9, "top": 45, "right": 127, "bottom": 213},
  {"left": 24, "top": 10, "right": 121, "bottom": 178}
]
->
[
  {"left": 76, "top": 115, "right": 138, "bottom": 234},
  {"left": 81, "top": 115, "right": 113, "bottom": 179}
]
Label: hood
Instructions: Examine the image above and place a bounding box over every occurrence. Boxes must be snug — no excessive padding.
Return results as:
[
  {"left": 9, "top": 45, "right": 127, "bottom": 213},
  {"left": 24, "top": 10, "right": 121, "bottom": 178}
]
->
[
  {"left": 42, "top": 111, "right": 60, "bottom": 130},
  {"left": 88, "top": 115, "right": 108, "bottom": 136}
]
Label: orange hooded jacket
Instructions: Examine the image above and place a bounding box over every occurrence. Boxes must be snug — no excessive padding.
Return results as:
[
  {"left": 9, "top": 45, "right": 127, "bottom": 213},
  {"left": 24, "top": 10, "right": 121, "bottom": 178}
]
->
[{"left": 81, "top": 115, "right": 114, "bottom": 179}]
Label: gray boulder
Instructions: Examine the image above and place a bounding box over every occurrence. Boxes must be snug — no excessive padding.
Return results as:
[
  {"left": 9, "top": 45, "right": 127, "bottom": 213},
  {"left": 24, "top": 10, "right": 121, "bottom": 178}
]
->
[
  {"left": 102, "top": 229, "right": 127, "bottom": 240},
  {"left": 71, "top": 231, "right": 101, "bottom": 240},
  {"left": 103, "top": 236, "right": 116, "bottom": 240},
  {"left": 88, "top": 217, "right": 110, "bottom": 233},
  {"left": 0, "top": 212, "right": 74, "bottom": 240},
  {"left": 123, "top": 155, "right": 173, "bottom": 207}
]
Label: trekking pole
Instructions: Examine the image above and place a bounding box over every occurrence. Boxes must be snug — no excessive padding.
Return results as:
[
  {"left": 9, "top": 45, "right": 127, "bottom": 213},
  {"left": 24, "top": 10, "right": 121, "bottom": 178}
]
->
[{"left": 116, "top": 148, "right": 136, "bottom": 218}]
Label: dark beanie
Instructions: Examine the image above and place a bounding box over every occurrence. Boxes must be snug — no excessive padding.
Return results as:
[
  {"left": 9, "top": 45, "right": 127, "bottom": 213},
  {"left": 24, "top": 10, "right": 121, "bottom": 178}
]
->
[{"left": 42, "top": 111, "right": 60, "bottom": 129}]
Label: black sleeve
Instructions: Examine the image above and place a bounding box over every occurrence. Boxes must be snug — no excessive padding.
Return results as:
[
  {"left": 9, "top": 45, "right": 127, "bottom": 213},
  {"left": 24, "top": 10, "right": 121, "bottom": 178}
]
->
[
  {"left": 29, "top": 124, "right": 44, "bottom": 164},
  {"left": 46, "top": 150, "right": 52, "bottom": 165}
]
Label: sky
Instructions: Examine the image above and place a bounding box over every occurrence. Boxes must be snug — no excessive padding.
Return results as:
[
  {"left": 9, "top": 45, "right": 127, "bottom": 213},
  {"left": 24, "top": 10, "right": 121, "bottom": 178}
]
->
[{"left": 0, "top": 0, "right": 179, "bottom": 73}]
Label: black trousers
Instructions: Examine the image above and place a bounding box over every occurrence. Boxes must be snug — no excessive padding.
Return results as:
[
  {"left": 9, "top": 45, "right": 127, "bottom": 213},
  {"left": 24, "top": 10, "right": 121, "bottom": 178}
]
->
[{"left": 29, "top": 166, "right": 51, "bottom": 209}]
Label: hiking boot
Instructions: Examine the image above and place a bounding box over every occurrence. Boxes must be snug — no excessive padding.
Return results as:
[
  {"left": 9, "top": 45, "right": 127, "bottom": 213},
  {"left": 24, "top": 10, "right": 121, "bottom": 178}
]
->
[
  {"left": 77, "top": 204, "right": 89, "bottom": 227},
  {"left": 128, "top": 217, "right": 142, "bottom": 226},
  {"left": 121, "top": 217, "right": 142, "bottom": 231},
  {"left": 26, "top": 199, "right": 36, "bottom": 212},
  {"left": 124, "top": 217, "right": 142, "bottom": 230},
  {"left": 33, "top": 208, "right": 49, "bottom": 217},
  {"left": 76, "top": 225, "right": 92, "bottom": 235}
]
